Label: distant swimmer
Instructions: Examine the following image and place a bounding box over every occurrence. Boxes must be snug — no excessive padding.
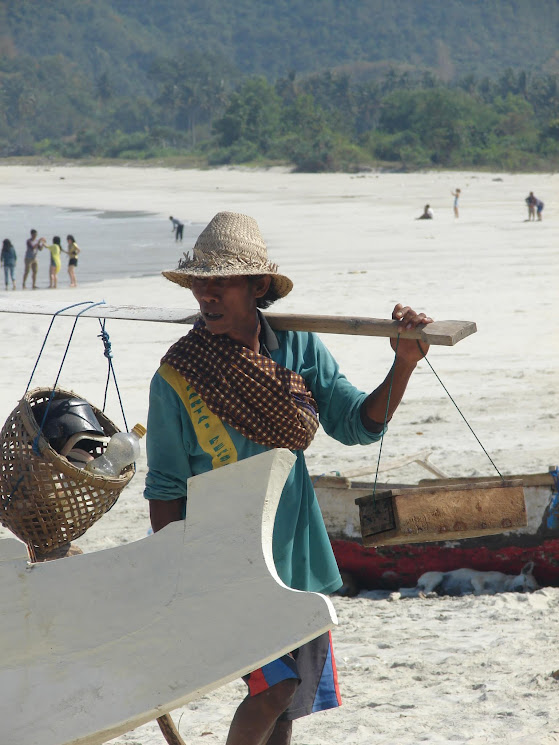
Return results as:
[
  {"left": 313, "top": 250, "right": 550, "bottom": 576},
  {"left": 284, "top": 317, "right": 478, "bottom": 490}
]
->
[
  {"left": 416, "top": 204, "right": 433, "bottom": 220},
  {"left": 451, "top": 188, "right": 461, "bottom": 218},
  {"left": 169, "top": 216, "right": 184, "bottom": 242}
]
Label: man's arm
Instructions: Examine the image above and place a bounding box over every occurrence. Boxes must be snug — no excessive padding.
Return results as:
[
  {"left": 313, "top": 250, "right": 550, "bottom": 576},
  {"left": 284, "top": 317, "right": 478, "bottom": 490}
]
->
[
  {"left": 144, "top": 369, "right": 193, "bottom": 531},
  {"left": 150, "top": 498, "right": 184, "bottom": 533},
  {"left": 361, "top": 303, "right": 432, "bottom": 428}
]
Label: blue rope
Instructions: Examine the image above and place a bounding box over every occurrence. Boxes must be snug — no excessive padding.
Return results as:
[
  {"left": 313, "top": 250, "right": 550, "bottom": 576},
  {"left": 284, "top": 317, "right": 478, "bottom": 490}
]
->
[
  {"left": 98, "top": 319, "right": 128, "bottom": 432},
  {"left": 30, "top": 302, "right": 107, "bottom": 454},
  {"left": 25, "top": 301, "right": 100, "bottom": 393},
  {"left": 99, "top": 320, "right": 113, "bottom": 410}
]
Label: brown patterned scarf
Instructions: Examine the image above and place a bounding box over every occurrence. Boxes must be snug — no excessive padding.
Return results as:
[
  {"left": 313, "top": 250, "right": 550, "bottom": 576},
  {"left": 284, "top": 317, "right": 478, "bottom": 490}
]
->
[{"left": 161, "top": 326, "right": 319, "bottom": 450}]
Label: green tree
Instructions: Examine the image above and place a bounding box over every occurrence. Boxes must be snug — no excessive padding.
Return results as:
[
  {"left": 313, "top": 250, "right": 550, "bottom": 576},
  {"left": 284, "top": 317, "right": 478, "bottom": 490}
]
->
[
  {"left": 151, "top": 51, "right": 233, "bottom": 145},
  {"left": 214, "top": 77, "right": 281, "bottom": 152}
]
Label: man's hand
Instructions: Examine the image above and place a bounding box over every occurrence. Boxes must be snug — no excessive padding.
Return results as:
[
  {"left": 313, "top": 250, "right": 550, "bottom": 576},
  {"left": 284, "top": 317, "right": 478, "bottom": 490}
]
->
[
  {"left": 362, "top": 304, "right": 434, "bottom": 427},
  {"left": 391, "top": 303, "right": 433, "bottom": 363}
]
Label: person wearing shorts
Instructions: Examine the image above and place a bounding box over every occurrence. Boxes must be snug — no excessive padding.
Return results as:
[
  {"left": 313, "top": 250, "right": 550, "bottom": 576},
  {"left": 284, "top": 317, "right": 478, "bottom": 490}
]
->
[
  {"left": 66, "top": 234, "right": 81, "bottom": 287},
  {"left": 23, "top": 228, "right": 42, "bottom": 289},
  {"left": 145, "top": 211, "right": 432, "bottom": 744},
  {"left": 242, "top": 630, "right": 341, "bottom": 722}
]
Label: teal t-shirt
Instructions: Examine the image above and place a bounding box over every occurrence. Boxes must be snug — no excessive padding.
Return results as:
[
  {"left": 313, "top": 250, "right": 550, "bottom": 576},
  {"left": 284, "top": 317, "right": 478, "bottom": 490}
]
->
[{"left": 144, "top": 328, "right": 384, "bottom": 595}]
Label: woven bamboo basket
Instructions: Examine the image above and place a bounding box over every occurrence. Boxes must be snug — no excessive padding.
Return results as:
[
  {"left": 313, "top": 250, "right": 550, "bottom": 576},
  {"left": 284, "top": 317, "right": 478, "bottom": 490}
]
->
[{"left": 0, "top": 387, "right": 134, "bottom": 558}]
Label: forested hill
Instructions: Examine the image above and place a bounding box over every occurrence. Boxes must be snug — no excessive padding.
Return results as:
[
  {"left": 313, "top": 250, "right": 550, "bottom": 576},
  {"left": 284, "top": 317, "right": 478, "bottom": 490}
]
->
[
  {"left": 1, "top": 0, "right": 559, "bottom": 171},
  {"left": 2, "top": 0, "right": 559, "bottom": 94}
]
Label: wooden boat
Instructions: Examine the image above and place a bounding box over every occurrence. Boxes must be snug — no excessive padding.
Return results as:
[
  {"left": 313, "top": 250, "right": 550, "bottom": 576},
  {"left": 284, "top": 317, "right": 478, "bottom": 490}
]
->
[
  {"left": 313, "top": 455, "right": 559, "bottom": 591},
  {"left": 1, "top": 450, "right": 336, "bottom": 745}
]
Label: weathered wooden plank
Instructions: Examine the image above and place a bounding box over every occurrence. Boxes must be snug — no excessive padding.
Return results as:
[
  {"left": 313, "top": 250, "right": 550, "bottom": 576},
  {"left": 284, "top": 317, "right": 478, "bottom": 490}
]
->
[
  {"left": 0, "top": 449, "right": 336, "bottom": 745},
  {"left": 267, "top": 314, "right": 477, "bottom": 346},
  {"left": 417, "top": 472, "right": 555, "bottom": 488},
  {"left": 0, "top": 300, "right": 476, "bottom": 346},
  {"left": 356, "top": 479, "right": 527, "bottom": 546}
]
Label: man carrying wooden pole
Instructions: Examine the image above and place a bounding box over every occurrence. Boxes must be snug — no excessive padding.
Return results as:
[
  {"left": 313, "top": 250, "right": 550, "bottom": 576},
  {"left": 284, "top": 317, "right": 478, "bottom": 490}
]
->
[{"left": 144, "top": 211, "right": 433, "bottom": 745}]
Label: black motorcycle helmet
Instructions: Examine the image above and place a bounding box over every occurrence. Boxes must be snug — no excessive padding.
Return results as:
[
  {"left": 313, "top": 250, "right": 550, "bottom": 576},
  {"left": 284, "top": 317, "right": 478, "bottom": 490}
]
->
[{"left": 33, "top": 395, "right": 107, "bottom": 454}]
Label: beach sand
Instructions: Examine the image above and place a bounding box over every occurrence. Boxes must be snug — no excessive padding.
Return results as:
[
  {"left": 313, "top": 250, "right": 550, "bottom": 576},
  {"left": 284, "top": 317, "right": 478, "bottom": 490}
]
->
[{"left": 0, "top": 165, "right": 557, "bottom": 744}]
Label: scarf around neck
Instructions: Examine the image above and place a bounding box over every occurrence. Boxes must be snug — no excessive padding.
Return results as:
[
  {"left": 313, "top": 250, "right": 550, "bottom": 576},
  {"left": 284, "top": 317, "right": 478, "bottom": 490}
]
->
[{"left": 161, "top": 325, "right": 319, "bottom": 451}]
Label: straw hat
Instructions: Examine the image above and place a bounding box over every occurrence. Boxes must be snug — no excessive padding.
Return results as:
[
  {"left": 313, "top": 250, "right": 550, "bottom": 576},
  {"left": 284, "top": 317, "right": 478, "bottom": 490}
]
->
[{"left": 162, "top": 211, "right": 293, "bottom": 298}]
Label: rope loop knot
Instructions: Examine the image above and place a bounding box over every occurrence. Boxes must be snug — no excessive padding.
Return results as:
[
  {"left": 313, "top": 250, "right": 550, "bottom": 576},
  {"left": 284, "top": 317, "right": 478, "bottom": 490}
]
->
[{"left": 98, "top": 327, "right": 113, "bottom": 360}]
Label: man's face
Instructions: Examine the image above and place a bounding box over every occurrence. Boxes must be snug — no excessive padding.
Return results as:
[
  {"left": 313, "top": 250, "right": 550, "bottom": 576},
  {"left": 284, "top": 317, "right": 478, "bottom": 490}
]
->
[{"left": 190, "top": 275, "right": 270, "bottom": 339}]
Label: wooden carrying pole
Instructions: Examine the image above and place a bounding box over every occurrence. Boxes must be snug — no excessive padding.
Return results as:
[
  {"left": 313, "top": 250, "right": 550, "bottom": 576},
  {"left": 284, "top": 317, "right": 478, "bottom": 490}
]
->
[
  {"left": 0, "top": 300, "right": 477, "bottom": 346},
  {"left": 267, "top": 314, "right": 476, "bottom": 346}
]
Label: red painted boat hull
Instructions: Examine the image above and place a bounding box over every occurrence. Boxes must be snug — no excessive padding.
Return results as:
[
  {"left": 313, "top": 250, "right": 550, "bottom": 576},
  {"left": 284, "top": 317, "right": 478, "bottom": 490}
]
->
[
  {"left": 315, "top": 471, "right": 559, "bottom": 590},
  {"left": 331, "top": 536, "right": 559, "bottom": 590}
]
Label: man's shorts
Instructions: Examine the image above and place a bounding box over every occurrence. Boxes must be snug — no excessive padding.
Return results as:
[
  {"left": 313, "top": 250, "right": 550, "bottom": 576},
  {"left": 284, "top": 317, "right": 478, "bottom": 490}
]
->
[{"left": 242, "top": 630, "right": 341, "bottom": 721}]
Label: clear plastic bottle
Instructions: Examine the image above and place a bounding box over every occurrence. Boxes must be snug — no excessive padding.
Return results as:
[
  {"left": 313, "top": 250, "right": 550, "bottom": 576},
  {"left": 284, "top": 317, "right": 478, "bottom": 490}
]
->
[{"left": 85, "top": 423, "right": 146, "bottom": 477}]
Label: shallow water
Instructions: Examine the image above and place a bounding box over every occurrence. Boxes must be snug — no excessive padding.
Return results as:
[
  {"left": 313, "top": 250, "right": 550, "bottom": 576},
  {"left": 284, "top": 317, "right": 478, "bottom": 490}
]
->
[{"left": 0, "top": 205, "right": 201, "bottom": 286}]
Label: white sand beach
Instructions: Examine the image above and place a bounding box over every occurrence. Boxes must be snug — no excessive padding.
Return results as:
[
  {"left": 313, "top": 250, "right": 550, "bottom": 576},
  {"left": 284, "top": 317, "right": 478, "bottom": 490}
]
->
[{"left": 0, "top": 165, "right": 558, "bottom": 744}]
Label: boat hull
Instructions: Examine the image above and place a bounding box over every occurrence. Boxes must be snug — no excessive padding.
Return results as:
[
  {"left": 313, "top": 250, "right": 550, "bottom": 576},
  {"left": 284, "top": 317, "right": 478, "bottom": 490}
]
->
[
  {"left": 331, "top": 535, "right": 559, "bottom": 590},
  {"left": 314, "top": 473, "right": 559, "bottom": 590}
]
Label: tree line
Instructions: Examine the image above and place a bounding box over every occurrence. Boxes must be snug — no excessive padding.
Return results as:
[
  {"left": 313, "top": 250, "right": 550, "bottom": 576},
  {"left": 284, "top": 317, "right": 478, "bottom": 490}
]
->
[{"left": 1, "top": 56, "right": 558, "bottom": 172}]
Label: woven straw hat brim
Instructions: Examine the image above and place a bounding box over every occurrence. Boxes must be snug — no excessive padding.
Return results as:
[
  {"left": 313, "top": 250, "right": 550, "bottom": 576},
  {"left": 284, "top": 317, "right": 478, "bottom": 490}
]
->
[
  {"left": 162, "top": 267, "right": 293, "bottom": 298},
  {"left": 162, "top": 211, "right": 293, "bottom": 298}
]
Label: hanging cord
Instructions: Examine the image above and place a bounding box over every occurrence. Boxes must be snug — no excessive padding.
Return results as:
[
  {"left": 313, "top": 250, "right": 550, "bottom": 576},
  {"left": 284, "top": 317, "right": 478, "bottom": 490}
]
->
[
  {"left": 5, "top": 298, "right": 101, "bottom": 504},
  {"left": 25, "top": 301, "right": 101, "bottom": 393},
  {"left": 414, "top": 340, "right": 504, "bottom": 481},
  {"left": 31, "top": 301, "right": 107, "bottom": 454},
  {"left": 98, "top": 319, "right": 128, "bottom": 432},
  {"left": 371, "top": 336, "right": 505, "bottom": 499},
  {"left": 371, "top": 334, "right": 401, "bottom": 499}
]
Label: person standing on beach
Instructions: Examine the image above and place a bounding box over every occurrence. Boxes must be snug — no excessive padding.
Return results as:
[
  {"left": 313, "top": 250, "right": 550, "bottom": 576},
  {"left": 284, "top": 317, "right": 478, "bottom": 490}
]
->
[
  {"left": 535, "top": 197, "right": 544, "bottom": 221},
  {"left": 66, "top": 235, "right": 81, "bottom": 287},
  {"left": 40, "top": 236, "right": 65, "bottom": 289},
  {"left": 1, "top": 238, "right": 17, "bottom": 291},
  {"left": 169, "top": 215, "right": 184, "bottom": 241},
  {"left": 451, "top": 188, "right": 461, "bottom": 218},
  {"left": 22, "top": 228, "right": 42, "bottom": 289},
  {"left": 525, "top": 192, "right": 537, "bottom": 221},
  {"left": 144, "top": 211, "right": 433, "bottom": 745}
]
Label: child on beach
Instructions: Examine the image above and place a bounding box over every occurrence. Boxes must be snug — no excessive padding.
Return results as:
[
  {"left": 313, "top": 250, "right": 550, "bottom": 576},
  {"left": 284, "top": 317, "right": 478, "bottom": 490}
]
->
[
  {"left": 66, "top": 234, "right": 81, "bottom": 287},
  {"left": 40, "top": 236, "right": 65, "bottom": 289},
  {"left": 416, "top": 204, "right": 434, "bottom": 220},
  {"left": 525, "top": 192, "right": 537, "bottom": 220},
  {"left": 451, "top": 188, "right": 461, "bottom": 218},
  {"left": 1, "top": 238, "right": 17, "bottom": 290},
  {"left": 22, "top": 228, "right": 42, "bottom": 289}
]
